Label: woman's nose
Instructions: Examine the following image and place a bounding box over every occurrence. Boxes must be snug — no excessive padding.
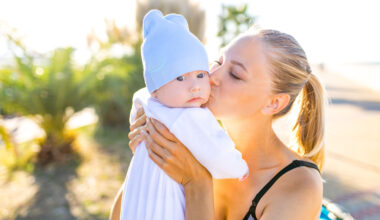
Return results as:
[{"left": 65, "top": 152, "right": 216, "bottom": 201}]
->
[{"left": 209, "top": 71, "right": 220, "bottom": 86}]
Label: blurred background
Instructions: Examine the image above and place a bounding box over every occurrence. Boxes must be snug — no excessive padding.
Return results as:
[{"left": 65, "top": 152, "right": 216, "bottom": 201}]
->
[{"left": 0, "top": 0, "right": 379, "bottom": 219}]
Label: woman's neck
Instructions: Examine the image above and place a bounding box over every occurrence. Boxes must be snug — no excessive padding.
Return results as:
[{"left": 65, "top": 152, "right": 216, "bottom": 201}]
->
[{"left": 222, "top": 116, "right": 289, "bottom": 170}]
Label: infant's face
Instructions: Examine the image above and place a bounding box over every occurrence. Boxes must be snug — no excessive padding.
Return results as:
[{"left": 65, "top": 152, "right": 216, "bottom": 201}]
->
[{"left": 153, "top": 70, "right": 210, "bottom": 108}]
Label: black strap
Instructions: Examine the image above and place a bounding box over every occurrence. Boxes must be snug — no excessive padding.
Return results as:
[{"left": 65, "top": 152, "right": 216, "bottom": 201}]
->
[{"left": 242, "top": 160, "right": 319, "bottom": 220}]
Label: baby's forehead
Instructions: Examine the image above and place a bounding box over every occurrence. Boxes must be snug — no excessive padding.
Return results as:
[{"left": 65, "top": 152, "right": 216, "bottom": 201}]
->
[{"left": 181, "top": 70, "right": 209, "bottom": 76}]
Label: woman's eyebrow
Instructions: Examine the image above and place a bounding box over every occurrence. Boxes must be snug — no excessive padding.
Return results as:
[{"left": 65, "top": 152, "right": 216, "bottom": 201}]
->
[{"left": 231, "top": 60, "right": 248, "bottom": 72}]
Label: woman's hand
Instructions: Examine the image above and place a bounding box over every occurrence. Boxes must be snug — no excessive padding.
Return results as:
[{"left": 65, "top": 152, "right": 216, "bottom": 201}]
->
[
  {"left": 142, "top": 118, "right": 211, "bottom": 186},
  {"left": 128, "top": 107, "right": 147, "bottom": 153}
]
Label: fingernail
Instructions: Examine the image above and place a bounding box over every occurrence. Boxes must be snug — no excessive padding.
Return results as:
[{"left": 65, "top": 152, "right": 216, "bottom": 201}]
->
[{"left": 239, "top": 173, "right": 249, "bottom": 182}]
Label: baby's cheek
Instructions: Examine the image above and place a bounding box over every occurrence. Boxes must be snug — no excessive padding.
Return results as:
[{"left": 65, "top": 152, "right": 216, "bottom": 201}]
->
[{"left": 204, "top": 83, "right": 211, "bottom": 98}]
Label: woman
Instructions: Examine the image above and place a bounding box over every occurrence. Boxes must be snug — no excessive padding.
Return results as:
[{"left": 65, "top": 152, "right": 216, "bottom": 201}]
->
[{"left": 111, "top": 29, "right": 326, "bottom": 220}]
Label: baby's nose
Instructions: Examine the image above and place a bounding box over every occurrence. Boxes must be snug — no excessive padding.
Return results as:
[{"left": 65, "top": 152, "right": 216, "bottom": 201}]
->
[{"left": 190, "top": 86, "right": 200, "bottom": 93}]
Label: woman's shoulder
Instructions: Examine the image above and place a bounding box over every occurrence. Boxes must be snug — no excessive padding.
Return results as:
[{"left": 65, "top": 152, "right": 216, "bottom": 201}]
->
[
  {"left": 276, "top": 160, "right": 322, "bottom": 202},
  {"left": 258, "top": 161, "right": 323, "bottom": 219},
  {"left": 283, "top": 163, "right": 322, "bottom": 194}
]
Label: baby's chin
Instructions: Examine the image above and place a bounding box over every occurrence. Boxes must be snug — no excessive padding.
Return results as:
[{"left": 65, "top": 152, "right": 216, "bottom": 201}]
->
[
  {"left": 160, "top": 98, "right": 209, "bottom": 108},
  {"left": 163, "top": 102, "right": 202, "bottom": 108},
  {"left": 184, "top": 102, "right": 203, "bottom": 108}
]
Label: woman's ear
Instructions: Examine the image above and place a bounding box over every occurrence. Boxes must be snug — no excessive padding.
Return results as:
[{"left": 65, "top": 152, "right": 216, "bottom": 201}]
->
[{"left": 261, "top": 93, "right": 290, "bottom": 115}]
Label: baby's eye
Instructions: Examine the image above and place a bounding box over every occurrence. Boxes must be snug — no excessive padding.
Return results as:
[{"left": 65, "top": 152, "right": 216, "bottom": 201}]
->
[
  {"left": 197, "top": 73, "right": 204, "bottom": 78},
  {"left": 176, "top": 76, "right": 184, "bottom": 81}
]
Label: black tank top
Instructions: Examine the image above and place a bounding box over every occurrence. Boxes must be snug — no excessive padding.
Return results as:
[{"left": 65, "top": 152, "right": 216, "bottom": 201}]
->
[{"left": 242, "top": 160, "right": 320, "bottom": 220}]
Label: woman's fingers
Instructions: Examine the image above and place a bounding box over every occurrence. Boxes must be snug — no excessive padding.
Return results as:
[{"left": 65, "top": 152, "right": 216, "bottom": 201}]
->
[
  {"left": 142, "top": 128, "right": 211, "bottom": 185},
  {"left": 128, "top": 124, "right": 146, "bottom": 153},
  {"left": 136, "top": 106, "right": 145, "bottom": 118},
  {"left": 144, "top": 129, "right": 170, "bottom": 158},
  {"left": 143, "top": 131, "right": 166, "bottom": 166},
  {"left": 128, "top": 133, "right": 144, "bottom": 154},
  {"left": 128, "top": 125, "right": 145, "bottom": 140},
  {"left": 128, "top": 107, "right": 146, "bottom": 153},
  {"left": 148, "top": 149, "right": 165, "bottom": 169},
  {"left": 146, "top": 119, "right": 177, "bottom": 153},
  {"left": 150, "top": 118, "right": 179, "bottom": 142},
  {"left": 130, "top": 114, "right": 146, "bottom": 131}
]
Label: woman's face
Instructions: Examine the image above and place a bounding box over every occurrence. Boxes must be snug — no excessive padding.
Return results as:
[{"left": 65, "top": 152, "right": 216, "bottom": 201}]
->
[{"left": 206, "top": 35, "right": 273, "bottom": 121}]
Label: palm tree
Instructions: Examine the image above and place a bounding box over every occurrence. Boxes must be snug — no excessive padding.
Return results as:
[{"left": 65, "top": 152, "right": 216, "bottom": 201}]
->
[{"left": 0, "top": 35, "right": 97, "bottom": 165}]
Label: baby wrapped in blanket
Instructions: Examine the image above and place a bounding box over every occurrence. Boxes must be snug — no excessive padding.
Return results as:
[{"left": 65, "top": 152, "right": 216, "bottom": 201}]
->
[{"left": 120, "top": 9, "right": 249, "bottom": 220}]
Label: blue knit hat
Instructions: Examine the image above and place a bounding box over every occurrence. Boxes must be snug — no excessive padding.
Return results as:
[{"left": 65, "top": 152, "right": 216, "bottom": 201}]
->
[{"left": 141, "top": 9, "right": 209, "bottom": 93}]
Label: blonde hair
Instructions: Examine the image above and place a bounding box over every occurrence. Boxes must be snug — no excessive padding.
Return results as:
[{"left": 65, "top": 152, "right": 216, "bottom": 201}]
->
[{"left": 257, "top": 29, "right": 326, "bottom": 170}]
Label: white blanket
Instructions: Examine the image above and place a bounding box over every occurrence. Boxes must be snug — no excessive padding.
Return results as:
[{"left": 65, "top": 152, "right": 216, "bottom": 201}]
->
[{"left": 121, "top": 88, "right": 248, "bottom": 220}]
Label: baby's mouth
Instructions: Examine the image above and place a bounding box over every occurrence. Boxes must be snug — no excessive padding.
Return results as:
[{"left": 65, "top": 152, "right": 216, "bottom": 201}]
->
[{"left": 187, "top": 97, "right": 203, "bottom": 103}]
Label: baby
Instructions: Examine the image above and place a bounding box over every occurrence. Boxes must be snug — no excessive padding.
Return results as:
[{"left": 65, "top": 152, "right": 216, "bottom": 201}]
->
[{"left": 120, "top": 10, "right": 248, "bottom": 220}]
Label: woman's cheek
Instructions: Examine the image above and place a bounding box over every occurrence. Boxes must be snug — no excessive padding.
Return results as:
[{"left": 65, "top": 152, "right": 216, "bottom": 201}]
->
[
  {"left": 207, "top": 93, "right": 226, "bottom": 117},
  {"left": 205, "top": 96, "right": 217, "bottom": 114}
]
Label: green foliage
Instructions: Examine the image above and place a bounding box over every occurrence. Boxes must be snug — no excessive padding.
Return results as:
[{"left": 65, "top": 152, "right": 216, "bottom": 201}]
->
[
  {"left": 0, "top": 115, "right": 36, "bottom": 171},
  {"left": 217, "top": 4, "right": 256, "bottom": 48},
  {"left": 87, "top": 17, "right": 145, "bottom": 128},
  {"left": 0, "top": 47, "right": 94, "bottom": 118},
  {"left": 0, "top": 15, "right": 146, "bottom": 166},
  {"left": 0, "top": 36, "right": 98, "bottom": 165},
  {"left": 0, "top": 124, "right": 12, "bottom": 151},
  {"left": 0, "top": 139, "right": 36, "bottom": 172},
  {"left": 88, "top": 39, "right": 145, "bottom": 128}
]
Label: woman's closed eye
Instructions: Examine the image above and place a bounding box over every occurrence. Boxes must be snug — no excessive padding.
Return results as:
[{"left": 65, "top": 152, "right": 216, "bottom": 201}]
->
[{"left": 229, "top": 71, "right": 241, "bottom": 80}]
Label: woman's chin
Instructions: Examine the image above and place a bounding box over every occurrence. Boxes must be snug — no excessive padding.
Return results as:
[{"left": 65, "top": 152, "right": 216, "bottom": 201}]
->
[
  {"left": 205, "top": 101, "right": 218, "bottom": 116},
  {"left": 204, "top": 96, "right": 223, "bottom": 118}
]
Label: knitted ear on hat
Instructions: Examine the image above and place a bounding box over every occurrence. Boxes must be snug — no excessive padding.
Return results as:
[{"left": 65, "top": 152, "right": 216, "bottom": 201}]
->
[
  {"left": 143, "top": 9, "right": 163, "bottom": 39},
  {"left": 164, "top": 14, "right": 189, "bottom": 31}
]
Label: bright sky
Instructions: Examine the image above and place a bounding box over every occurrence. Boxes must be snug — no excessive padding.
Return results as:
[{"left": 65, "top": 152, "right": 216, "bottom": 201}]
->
[{"left": 0, "top": 0, "right": 379, "bottom": 64}]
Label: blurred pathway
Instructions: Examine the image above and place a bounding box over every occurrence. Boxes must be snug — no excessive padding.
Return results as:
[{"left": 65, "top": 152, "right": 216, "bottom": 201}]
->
[{"left": 319, "top": 70, "right": 380, "bottom": 220}]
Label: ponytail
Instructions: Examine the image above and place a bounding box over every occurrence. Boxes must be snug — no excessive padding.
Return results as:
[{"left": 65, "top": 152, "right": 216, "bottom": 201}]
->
[
  {"left": 257, "top": 29, "right": 327, "bottom": 170},
  {"left": 292, "top": 74, "right": 326, "bottom": 170}
]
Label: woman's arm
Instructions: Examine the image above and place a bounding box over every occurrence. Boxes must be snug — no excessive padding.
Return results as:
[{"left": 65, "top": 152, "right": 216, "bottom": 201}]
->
[
  {"left": 142, "top": 118, "right": 215, "bottom": 220},
  {"left": 109, "top": 186, "right": 123, "bottom": 220},
  {"left": 184, "top": 176, "right": 214, "bottom": 220}
]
